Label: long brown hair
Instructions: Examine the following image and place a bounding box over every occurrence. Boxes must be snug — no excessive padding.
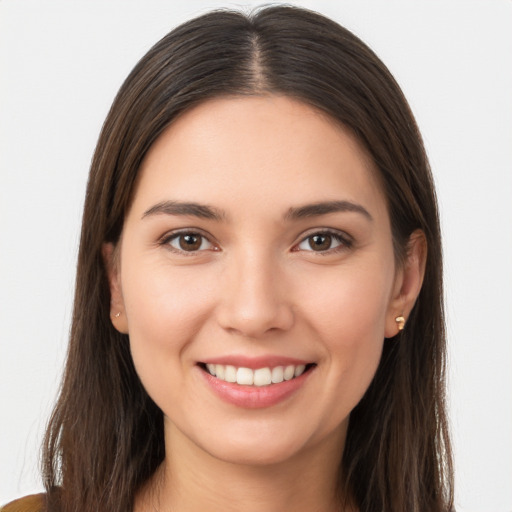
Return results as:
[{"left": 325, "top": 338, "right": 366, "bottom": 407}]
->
[{"left": 42, "top": 6, "right": 453, "bottom": 511}]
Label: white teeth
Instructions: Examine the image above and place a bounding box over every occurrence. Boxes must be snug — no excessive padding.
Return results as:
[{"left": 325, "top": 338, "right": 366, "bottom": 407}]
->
[
  {"left": 224, "top": 365, "right": 237, "bottom": 383},
  {"left": 204, "top": 363, "right": 310, "bottom": 386},
  {"left": 236, "top": 367, "right": 254, "bottom": 385},
  {"left": 294, "top": 364, "right": 306, "bottom": 377},
  {"left": 215, "top": 364, "right": 225, "bottom": 380},
  {"left": 271, "top": 366, "right": 284, "bottom": 384},
  {"left": 283, "top": 365, "right": 295, "bottom": 381},
  {"left": 253, "top": 368, "right": 272, "bottom": 387}
]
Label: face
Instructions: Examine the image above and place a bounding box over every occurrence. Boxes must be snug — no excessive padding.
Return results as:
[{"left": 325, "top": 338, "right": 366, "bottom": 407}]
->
[{"left": 108, "top": 96, "right": 412, "bottom": 467}]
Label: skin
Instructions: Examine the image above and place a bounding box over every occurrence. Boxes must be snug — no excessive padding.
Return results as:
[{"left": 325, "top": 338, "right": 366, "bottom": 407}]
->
[{"left": 105, "top": 95, "right": 426, "bottom": 512}]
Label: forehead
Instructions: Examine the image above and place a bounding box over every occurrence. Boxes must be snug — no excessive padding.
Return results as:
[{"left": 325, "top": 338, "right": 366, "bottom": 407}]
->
[{"left": 131, "top": 95, "right": 388, "bottom": 221}]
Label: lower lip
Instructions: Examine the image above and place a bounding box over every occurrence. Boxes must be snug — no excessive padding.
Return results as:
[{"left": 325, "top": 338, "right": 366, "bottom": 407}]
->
[{"left": 199, "top": 366, "right": 314, "bottom": 409}]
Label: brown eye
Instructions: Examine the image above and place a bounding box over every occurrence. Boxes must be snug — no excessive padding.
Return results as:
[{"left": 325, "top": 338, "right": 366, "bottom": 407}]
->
[
  {"left": 166, "top": 232, "right": 214, "bottom": 252},
  {"left": 308, "top": 234, "right": 332, "bottom": 251},
  {"left": 179, "top": 234, "right": 202, "bottom": 251},
  {"left": 296, "top": 231, "right": 348, "bottom": 253}
]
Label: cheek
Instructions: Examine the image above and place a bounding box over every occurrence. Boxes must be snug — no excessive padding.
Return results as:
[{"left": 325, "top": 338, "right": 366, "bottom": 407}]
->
[
  {"left": 123, "top": 258, "right": 217, "bottom": 335},
  {"left": 301, "top": 258, "right": 393, "bottom": 343},
  {"left": 120, "top": 259, "right": 217, "bottom": 397},
  {"left": 297, "top": 259, "right": 393, "bottom": 407}
]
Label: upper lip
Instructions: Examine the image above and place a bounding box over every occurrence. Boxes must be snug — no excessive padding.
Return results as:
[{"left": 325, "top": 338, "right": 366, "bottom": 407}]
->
[{"left": 200, "top": 355, "right": 313, "bottom": 369}]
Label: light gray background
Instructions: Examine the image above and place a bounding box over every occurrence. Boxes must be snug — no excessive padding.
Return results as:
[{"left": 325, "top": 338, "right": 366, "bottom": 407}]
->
[{"left": 1, "top": 1, "right": 511, "bottom": 510}]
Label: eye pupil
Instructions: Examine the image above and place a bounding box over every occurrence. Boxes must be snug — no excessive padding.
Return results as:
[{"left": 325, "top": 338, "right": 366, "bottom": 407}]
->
[
  {"left": 179, "top": 234, "right": 201, "bottom": 251},
  {"left": 309, "top": 234, "right": 332, "bottom": 251}
]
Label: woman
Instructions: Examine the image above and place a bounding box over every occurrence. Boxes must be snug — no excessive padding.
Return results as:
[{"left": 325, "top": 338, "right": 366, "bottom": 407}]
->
[{"left": 3, "top": 5, "right": 453, "bottom": 512}]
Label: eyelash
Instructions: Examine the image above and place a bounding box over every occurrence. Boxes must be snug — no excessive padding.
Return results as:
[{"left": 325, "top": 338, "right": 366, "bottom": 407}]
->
[
  {"left": 294, "top": 229, "right": 353, "bottom": 255},
  {"left": 159, "top": 228, "right": 353, "bottom": 255},
  {"left": 159, "top": 229, "right": 218, "bottom": 255}
]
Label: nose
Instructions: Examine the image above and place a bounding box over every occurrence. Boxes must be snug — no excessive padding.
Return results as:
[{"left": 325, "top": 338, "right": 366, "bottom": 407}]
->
[{"left": 216, "top": 251, "right": 294, "bottom": 338}]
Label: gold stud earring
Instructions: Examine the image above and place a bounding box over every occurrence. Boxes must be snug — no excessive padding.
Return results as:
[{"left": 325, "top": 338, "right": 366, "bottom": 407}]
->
[{"left": 395, "top": 315, "right": 405, "bottom": 331}]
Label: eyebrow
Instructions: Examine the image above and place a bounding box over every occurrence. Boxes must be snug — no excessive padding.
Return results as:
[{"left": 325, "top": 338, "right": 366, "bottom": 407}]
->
[
  {"left": 141, "top": 199, "right": 373, "bottom": 222},
  {"left": 142, "top": 200, "right": 225, "bottom": 221},
  {"left": 285, "top": 200, "right": 373, "bottom": 221}
]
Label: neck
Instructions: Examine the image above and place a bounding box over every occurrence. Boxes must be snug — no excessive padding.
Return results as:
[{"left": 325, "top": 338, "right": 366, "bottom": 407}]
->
[{"left": 136, "top": 421, "right": 352, "bottom": 512}]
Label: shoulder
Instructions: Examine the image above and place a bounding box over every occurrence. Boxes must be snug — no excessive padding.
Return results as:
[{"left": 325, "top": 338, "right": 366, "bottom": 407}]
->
[{"left": 1, "top": 494, "right": 45, "bottom": 512}]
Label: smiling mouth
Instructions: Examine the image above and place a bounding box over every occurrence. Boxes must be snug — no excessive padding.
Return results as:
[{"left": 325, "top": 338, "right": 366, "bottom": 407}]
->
[{"left": 198, "top": 363, "right": 316, "bottom": 387}]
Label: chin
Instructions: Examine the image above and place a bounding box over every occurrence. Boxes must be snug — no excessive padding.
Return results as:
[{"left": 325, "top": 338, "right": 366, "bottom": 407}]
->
[
  {"left": 193, "top": 417, "right": 345, "bottom": 469},
  {"left": 205, "top": 437, "right": 307, "bottom": 467}
]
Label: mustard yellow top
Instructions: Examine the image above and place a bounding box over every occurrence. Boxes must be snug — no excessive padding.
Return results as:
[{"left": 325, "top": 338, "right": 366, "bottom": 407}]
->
[{"left": 0, "top": 494, "right": 45, "bottom": 512}]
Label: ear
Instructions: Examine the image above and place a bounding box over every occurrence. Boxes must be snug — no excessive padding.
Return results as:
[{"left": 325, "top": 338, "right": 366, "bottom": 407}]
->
[
  {"left": 102, "top": 242, "right": 129, "bottom": 334},
  {"left": 385, "top": 229, "right": 427, "bottom": 337}
]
